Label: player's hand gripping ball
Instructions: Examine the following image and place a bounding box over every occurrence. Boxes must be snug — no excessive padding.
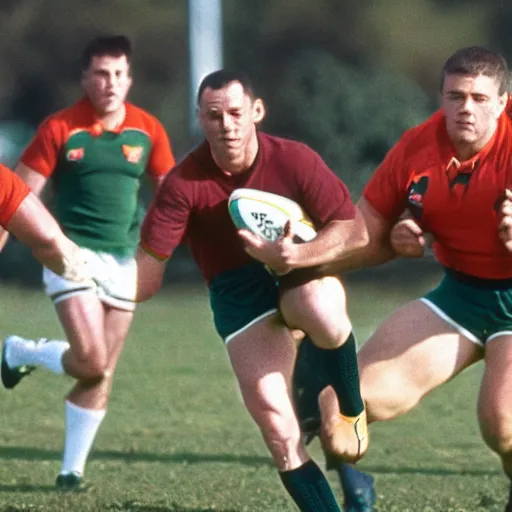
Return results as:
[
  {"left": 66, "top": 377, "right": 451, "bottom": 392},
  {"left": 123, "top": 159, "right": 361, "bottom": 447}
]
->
[{"left": 228, "top": 188, "right": 316, "bottom": 274}]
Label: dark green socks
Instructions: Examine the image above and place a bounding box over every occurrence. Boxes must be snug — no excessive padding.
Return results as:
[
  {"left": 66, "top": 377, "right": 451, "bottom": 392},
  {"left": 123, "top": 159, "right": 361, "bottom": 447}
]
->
[
  {"left": 315, "top": 332, "right": 364, "bottom": 417},
  {"left": 279, "top": 459, "right": 341, "bottom": 511}
]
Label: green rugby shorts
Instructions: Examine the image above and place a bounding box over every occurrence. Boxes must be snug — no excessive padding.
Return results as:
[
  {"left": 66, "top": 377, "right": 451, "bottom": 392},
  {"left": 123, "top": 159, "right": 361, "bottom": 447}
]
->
[{"left": 422, "top": 269, "right": 512, "bottom": 345}]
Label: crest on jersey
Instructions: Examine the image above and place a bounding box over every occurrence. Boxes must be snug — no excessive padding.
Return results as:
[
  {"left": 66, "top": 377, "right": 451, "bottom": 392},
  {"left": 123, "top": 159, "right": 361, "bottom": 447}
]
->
[
  {"left": 122, "top": 145, "right": 144, "bottom": 164},
  {"left": 66, "top": 148, "right": 85, "bottom": 162},
  {"left": 406, "top": 173, "right": 430, "bottom": 219}
]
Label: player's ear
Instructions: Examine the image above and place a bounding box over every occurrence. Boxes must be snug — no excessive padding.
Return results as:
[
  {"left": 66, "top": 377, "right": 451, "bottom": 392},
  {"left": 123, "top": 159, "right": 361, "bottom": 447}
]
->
[
  {"left": 252, "top": 98, "right": 266, "bottom": 124},
  {"left": 497, "top": 92, "right": 509, "bottom": 117}
]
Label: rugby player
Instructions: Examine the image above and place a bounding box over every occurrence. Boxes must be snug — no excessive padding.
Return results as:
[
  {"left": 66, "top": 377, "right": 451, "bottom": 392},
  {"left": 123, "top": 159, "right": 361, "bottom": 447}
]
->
[
  {"left": 0, "top": 35, "right": 175, "bottom": 490},
  {"left": 297, "top": 46, "right": 512, "bottom": 510},
  {"left": 136, "top": 69, "right": 369, "bottom": 511}
]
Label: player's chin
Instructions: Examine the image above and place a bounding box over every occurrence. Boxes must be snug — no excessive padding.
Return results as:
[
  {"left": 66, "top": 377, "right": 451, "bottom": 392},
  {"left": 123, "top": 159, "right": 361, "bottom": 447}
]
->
[{"left": 100, "top": 99, "right": 122, "bottom": 113}]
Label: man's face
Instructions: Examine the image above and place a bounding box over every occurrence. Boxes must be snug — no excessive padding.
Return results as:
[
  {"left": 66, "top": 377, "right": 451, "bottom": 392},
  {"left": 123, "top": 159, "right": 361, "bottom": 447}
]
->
[
  {"left": 442, "top": 73, "right": 506, "bottom": 152},
  {"left": 82, "top": 54, "right": 132, "bottom": 116},
  {"left": 198, "top": 81, "right": 261, "bottom": 165}
]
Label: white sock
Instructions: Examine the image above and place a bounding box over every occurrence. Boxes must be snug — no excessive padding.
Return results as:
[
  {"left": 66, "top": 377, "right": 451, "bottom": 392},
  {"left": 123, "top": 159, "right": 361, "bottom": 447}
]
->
[
  {"left": 5, "top": 336, "right": 68, "bottom": 374},
  {"left": 60, "top": 400, "right": 106, "bottom": 476}
]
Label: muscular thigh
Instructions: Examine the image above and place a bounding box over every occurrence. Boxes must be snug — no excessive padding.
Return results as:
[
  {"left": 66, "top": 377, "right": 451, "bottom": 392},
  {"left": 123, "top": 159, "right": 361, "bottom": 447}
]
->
[
  {"left": 227, "top": 313, "right": 296, "bottom": 399},
  {"left": 103, "top": 307, "right": 134, "bottom": 368},
  {"left": 56, "top": 293, "right": 106, "bottom": 359},
  {"left": 280, "top": 276, "right": 351, "bottom": 346},
  {"left": 478, "top": 334, "right": 512, "bottom": 441},
  {"left": 359, "top": 300, "right": 483, "bottom": 422}
]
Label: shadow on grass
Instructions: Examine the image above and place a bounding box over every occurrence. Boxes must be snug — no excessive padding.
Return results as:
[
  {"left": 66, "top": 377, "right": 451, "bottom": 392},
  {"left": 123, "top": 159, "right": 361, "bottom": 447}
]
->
[
  {"left": 0, "top": 445, "right": 273, "bottom": 467},
  {"left": 363, "top": 464, "right": 501, "bottom": 477},
  {"left": 0, "top": 483, "right": 56, "bottom": 493},
  {"left": 0, "top": 502, "right": 240, "bottom": 512},
  {"left": 0, "top": 498, "right": 240, "bottom": 511},
  {"left": 106, "top": 502, "right": 240, "bottom": 512},
  {"left": 0, "top": 446, "right": 501, "bottom": 480}
]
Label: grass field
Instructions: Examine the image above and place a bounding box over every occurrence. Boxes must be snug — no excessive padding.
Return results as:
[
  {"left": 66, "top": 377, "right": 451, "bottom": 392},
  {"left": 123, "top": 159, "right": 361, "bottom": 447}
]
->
[{"left": 0, "top": 265, "right": 509, "bottom": 512}]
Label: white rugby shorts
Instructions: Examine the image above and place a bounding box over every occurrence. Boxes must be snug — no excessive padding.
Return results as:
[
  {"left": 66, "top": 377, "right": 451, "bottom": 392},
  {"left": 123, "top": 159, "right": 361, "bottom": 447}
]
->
[{"left": 43, "top": 248, "right": 137, "bottom": 311}]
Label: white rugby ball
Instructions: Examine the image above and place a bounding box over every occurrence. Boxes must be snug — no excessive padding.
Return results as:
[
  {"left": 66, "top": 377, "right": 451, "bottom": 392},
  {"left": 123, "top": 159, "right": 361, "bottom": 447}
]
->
[{"left": 228, "top": 188, "right": 317, "bottom": 242}]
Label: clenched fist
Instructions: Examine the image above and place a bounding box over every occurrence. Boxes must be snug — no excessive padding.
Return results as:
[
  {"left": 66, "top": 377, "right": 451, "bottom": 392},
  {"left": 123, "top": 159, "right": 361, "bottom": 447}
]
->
[{"left": 390, "top": 218, "right": 431, "bottom": 258}]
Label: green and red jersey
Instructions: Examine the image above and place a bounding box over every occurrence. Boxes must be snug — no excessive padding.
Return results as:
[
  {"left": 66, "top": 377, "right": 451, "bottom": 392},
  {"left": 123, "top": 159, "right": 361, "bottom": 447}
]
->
[
  {"left": 364, "top": 104, "right": 512, "bottom": 279},
  {"left": 21, "top": 97, "right": 175, "bottom": 256},
  {"left": 141, "top": 132, "right": 356, "bottom": 284},
  {"left": 0, "top": 163, "right": 29, "bottom": 227}
]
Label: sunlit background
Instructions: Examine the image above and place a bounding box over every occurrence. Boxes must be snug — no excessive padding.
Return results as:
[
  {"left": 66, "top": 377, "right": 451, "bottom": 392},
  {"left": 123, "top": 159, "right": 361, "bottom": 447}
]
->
[{"left": 0, "top": 0, "right": 509, "bottom": 284}]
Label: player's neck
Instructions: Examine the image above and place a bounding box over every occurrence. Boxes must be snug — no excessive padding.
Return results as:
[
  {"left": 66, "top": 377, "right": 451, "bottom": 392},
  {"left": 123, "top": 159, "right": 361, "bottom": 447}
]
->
[{"left": 95, "top": 104, "right": 126, "bottom": 131}]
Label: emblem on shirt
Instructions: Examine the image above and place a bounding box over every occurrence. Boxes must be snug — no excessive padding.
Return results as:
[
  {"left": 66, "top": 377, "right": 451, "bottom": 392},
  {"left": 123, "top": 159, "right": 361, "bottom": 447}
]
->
[
  {"left": 122, "top": 145, "right": 144, "bottom": 164},
  {"left": 406, "top": 173, "right": 430, "bottom": 219},
  {"left": 66, "top": 148, "right": 85, "bottom": 162}
]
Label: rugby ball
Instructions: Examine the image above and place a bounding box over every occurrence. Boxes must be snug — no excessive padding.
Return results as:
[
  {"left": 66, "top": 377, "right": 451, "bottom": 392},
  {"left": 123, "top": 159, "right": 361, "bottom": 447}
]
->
[{"left": 228, "top": 188, "right": 317, "bottom": 242}]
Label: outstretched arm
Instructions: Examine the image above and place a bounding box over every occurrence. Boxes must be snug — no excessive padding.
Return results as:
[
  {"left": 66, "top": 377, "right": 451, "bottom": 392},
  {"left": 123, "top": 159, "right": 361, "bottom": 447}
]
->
[
  {"left": 0, "top": 162, "right": 48, "bottom": 252},
  {"left": 6, "top": 192, "right": 87, "bottom": 280},
  {"left": 320, "top": 197, "right": 398, "bottom": 274},
  {"left": 135, "top": 246, "right": 168, "bottom": 302}
]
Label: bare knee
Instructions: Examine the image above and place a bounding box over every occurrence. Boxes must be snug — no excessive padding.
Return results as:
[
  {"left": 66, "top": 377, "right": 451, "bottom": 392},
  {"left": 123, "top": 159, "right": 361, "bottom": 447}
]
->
[
  {"left": 480, "top": 412, "right": 512, "bottom": 457},
  {"left": 281, "top": 277, "right": 351, "bottom": 347},
  {"left": 361, "top": 367, "right": 422, "bottom": 423},
  {"left": 64, "top": 344, "right": 109, "bottom": 381}
]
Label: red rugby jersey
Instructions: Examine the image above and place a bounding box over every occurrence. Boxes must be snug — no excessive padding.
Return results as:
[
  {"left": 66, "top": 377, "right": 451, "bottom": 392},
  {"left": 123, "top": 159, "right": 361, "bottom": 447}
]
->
[
  {"left": 21, "top": 97, "right": 174, "bottom": 179},
  {"left": 141, "top": 132, "right": 356, "bottom": 284},
  {"left": 364, "top": 107, "right": 512, "bottom": 279},
  {"left": 0, "top": 163, "right": 29, "bottom": 227}
]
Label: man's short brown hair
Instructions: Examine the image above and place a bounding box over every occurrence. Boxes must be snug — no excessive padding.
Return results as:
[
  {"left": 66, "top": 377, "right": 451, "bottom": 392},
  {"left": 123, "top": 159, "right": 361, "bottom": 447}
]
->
[{"left": 441, "top": 46, "right": 509, "bottom": 95}]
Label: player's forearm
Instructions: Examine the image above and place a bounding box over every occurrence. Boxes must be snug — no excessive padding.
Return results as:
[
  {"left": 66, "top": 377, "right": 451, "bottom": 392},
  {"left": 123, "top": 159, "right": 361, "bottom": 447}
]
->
[
  {"left": 31, "top": 232, "right": 80, "bottom": 276},
  {"left": 317, "top": 232, "right": 396, "bottom": 275},
  {"left": 291, "top": 214, "right": 369, "bottom": 269},
  {"left": 6, "top": 193, "right": 87, "bottom": 279},
  {"left": 134, "top": 245, "right": 167, "bottom": 302}
]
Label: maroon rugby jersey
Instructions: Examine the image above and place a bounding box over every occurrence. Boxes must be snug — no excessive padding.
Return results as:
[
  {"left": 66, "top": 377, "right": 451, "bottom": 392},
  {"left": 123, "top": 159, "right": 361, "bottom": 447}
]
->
[{"left": 140, "top": 132, "right": 355, "bottom": 284}]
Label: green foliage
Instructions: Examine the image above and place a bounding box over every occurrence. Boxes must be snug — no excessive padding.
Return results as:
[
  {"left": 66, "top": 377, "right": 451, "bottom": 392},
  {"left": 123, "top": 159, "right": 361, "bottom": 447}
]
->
[
  {"left": 265, "top": 49, "right": 433, "bottom": 196},
  {"left": 0, "top": 0, "right": 510, "bottom": 280}
]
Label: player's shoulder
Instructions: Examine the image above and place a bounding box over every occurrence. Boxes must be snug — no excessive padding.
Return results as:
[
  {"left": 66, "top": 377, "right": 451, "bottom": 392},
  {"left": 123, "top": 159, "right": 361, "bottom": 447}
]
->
[
  {"left": 393, "top": 109, "right": 444, "bottom": 159},
  {"left": 124, "top": 102, "right": 166, "bottom": 135},
  {"left": 258, "top": 131, "right": 316, "bottom": 157},
  {"left": 36, "top": 98, "right": 92, "bottom": 135},
  {"left": 258, "top": 132, "right": 321, "bottom": 175},
  {"left": 161, "top": 143, "right": 205, "bottom": 184}
]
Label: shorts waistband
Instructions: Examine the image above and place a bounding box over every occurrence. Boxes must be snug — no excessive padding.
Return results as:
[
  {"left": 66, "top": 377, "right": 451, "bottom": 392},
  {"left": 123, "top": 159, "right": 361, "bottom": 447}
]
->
[{"left": 445, "top": 268, "right": 512, "bottom": 290}]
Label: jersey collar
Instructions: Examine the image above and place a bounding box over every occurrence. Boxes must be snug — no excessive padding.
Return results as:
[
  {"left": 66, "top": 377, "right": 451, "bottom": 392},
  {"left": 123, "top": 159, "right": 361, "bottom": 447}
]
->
[
  {"left": 439, "top": 111, "right": 504, "bottom": 181},
  {"left": 78, "top": 96, "right": 129, "bottom": 136}
]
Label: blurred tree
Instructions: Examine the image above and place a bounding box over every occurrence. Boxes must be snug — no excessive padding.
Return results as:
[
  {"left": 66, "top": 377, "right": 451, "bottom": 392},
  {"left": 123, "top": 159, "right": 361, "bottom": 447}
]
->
[
  {"left": 0, "top": 0, "right": 190, "bottom": 156},
  {"left": 264, "top": 49, "right": 432, "bottom": 196},
  {"left": 0, "top": 0, "right": 510, "bottom": 284}
]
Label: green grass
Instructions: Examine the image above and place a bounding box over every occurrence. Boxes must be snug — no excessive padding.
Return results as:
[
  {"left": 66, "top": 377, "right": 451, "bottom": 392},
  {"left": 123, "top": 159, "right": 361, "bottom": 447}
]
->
[{"left": 0, "top": 271, "right": 508, "bottom": 512}]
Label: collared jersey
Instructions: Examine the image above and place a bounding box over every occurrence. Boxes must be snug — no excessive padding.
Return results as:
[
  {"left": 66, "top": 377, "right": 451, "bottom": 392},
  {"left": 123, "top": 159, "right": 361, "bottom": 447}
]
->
[
  {"left": 364, "top": 107, "right": 512, "bottom": 279},
  {"left": 141, "top": 132, "right": 356, "bottom": 284},
  {"left": 0, "top": 163, "right": 29, "bottom": 227},
  {"left": 21, "top": 97, "right": 175, "bottom": 256}
]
